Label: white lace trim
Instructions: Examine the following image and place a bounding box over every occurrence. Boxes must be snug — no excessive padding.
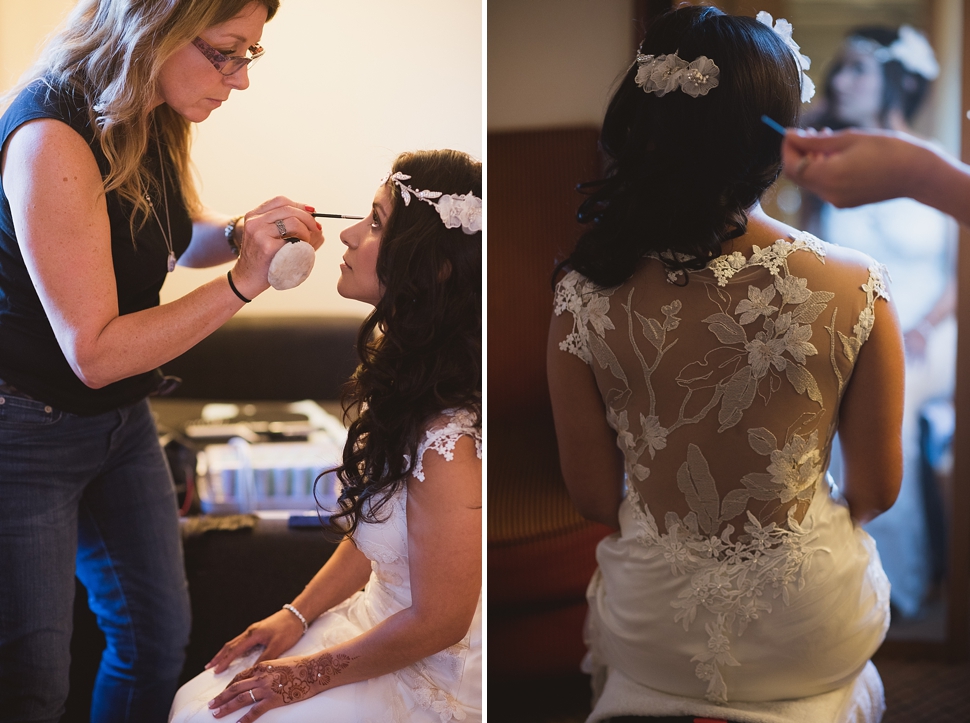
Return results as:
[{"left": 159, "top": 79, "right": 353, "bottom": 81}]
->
[
  {"left": 626, "top": 483, "right": 823, "bottom": 704},
  {"left": 838, "top": 263, "right": 891, "bottom": 366},
  {"left": 412, "top": 407, "right": 482, "bottom": 482}
]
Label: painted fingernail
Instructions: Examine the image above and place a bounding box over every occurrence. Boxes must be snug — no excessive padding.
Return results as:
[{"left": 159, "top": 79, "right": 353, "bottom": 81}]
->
[
  {"left": 316, "top": 222, "right": 322, "bottom": 230},
  {"left": 208, "top": 699, "right": 216, "bottom": 708},
  {"left": 305, "top": 205, "right": 315, "bottom": 212}
]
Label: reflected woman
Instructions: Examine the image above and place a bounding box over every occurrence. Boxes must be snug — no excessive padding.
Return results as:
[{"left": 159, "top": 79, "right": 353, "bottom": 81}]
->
[{"left": 808, "top": 26, "right": 955, "bottom": 618}]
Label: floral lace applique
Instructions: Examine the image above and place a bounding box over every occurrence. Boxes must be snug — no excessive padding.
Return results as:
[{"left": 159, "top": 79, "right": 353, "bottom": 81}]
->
[
  {"left": 412, "top": 408, "right": 482, "bottom": 482},
  {"left": 554, "top": 271, "right": 618, "bottom": 365},
  {"left": 627, "top": 475, "right": 823, "bottom": 704},
  {"left": 838, "top": 263, "right": 891, "bottom": 365},
  {"left": 708, "top": 232, "right": 826, "bottom": 286}
]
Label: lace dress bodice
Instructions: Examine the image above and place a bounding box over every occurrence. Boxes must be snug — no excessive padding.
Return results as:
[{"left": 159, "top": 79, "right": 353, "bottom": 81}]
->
[{"left": 554, "top": 234, "right": 891, "bottom": 712}]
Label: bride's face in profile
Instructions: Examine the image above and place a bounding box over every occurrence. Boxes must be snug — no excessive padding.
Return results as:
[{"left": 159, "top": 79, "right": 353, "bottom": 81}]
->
[{"left": 337, "top": 185, "right": 388, "bottom": 305}]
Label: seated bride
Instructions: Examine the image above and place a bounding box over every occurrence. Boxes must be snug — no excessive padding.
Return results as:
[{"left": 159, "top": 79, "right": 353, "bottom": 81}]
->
[
  {"left": 548, "top": 6, "right": 903, "bottom": 722},
  {"left": 169, "top": 149, "right": 482, "bottom": 723}
]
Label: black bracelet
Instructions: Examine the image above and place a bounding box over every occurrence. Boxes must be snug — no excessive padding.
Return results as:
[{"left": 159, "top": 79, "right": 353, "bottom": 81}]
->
[
  {"left": 227, "top": 270, "right": 251, "bottom": 303},
  {"left": 225, "top": 216, "right": 242, "bottom": 257}
]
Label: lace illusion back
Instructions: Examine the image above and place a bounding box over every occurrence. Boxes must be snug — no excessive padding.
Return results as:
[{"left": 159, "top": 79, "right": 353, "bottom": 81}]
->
[{"left": 555, "top": 233, "right": 891, "bottom": 708}]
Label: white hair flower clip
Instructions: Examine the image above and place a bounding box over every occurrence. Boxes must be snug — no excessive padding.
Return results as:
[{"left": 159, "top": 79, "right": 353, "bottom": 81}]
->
[
  {"left": 635, "top": 52, "right": 720, "bottom": 97},
  {"left": 756, "top": 11, "right": 815, "bottom": 103},
  {"left": 380, "top": 171, "right": 482, "bottom": 235},
  {"left": 868, "top": 25, "right": 940, "bottom": 80}
]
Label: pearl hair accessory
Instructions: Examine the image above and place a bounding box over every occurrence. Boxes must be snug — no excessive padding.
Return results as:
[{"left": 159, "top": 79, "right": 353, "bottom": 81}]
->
[
  {"left": 632, "top": 11, "right": 815, "bottom": 103},
  {"left": 380, "top": 172, "right": 482, "bottom": 235},
  {"left": 635, "top": 53, "right": 720, "bottom": 97}
]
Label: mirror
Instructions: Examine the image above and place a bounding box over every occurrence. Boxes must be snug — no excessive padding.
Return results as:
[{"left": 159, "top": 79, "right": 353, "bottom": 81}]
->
[{"left": 712, "top": 0, "right": 966, "bottom": 656}]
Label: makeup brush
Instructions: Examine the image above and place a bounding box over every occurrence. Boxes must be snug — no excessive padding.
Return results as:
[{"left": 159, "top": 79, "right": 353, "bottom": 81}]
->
[{"left": 310, "top": 213, "right": 364, "bottom": 220}]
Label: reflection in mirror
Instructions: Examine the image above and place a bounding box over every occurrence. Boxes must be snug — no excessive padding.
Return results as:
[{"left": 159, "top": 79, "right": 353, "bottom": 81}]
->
[{"left": 759, "top": 0, "right": 962, "bottom": 646}]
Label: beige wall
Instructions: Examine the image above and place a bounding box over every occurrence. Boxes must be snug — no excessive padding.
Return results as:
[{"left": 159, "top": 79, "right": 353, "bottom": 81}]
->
[
  {"left": 0, "top": 0, "right": 483, "bottom": 318},
  {"left": 487, "top": 0, "right": 633, "bottom": 131}
]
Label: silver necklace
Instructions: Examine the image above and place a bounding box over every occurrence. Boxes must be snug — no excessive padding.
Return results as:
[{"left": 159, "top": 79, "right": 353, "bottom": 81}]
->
[{"left": 146, "top": 131, "right": 176, "bottom": 273}]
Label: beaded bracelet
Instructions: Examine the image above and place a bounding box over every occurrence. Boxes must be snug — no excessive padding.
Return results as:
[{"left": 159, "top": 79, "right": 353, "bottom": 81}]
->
[
  {"left": 282, "top": 603, "right": 309, "bottom": 634},
  {"left": 224, "top": 215, "right": 243, "bottom": 257}
]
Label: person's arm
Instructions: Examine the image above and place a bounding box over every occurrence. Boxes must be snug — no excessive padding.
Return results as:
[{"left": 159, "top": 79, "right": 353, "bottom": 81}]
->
[
  {"left": 180, "top": 205, "right": 323, "bottom": 269},
  {"left": 547, "top": 308, "right": 624, "bottom": 530},
  {"left": 837, "top": 282, "right": 906, "bottom": 523},
  {"left": 1, "top": 118, "right": 323, "bottom": 389},
  {"left": 782, "top": 128, "right": 970, "bottom": 226},
  {"left": 207, "top": 435, "right": 482, "bottom": 721}
]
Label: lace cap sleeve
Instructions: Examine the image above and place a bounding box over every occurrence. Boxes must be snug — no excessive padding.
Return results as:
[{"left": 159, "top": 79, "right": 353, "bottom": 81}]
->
[
  {"left": 412, "top": 408, "right": 482, "bottom": 482},
  {"left": 553, "top": 270, "right": 616, "bottom": 365}
]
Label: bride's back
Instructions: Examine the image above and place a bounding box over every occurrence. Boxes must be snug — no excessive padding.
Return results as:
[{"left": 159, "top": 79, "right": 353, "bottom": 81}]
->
[
  {"left": 548, "top": 4, "right": 904, "bottom": 714},
  {"left": 556, "top": 232, "right": 884, "bottom": 540}
]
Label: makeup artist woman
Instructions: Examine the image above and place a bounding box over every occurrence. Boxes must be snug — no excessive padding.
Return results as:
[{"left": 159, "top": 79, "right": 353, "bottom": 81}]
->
[{"left": 0, "top": 1, "right": 322, "bottom": 721}]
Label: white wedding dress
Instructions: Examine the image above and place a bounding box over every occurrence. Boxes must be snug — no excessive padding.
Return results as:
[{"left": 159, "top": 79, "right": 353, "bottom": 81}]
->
[
  {"left": 169, "top": 409, "right": 482, "bottom": 723},
  {"left": 554, "top": 234, "right": 891, "bottom": 723}
]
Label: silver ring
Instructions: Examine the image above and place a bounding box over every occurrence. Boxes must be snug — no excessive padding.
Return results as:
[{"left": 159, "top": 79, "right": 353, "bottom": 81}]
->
[
  {"left": 249, "top": 689, "right": 257, "bottom": 704},
  {"left": 275, "top": 219, "right": 288, "bottom": 238}
]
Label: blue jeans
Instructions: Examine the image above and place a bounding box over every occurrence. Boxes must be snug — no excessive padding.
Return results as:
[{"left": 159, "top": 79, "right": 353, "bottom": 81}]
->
[{"left": 0, "top": 394, "right": 191, "bottom": 723}]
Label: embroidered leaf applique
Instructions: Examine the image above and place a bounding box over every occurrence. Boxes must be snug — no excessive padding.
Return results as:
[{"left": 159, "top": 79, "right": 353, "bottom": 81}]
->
[
  {"left": 636, "top": 311, "right": 666, "bottom": 351},
  {"left": 677, "top": 444, "right": 720, "bottom": 535},
  {"left": 785, "top": 360, "right": 822, "bottom": 403},
  {"left": 717, "top": 366, "right": 758, "bottom": 431},
  {"left": 703, "top": 312, "right": 747, "bottom": 345},
  {"left": 791, "top": 290, "right": 836, "bottom": 324}
]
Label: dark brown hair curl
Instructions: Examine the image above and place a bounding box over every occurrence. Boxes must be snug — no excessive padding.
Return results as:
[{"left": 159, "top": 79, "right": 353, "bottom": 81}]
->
[{"left": 322, "top": 149, "right": 482, "bottom": 538}]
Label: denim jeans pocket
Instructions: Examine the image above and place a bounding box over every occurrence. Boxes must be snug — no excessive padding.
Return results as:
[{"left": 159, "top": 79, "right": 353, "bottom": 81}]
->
[{"left": 0, "top": 393, "right": 64, "bottom": 426}]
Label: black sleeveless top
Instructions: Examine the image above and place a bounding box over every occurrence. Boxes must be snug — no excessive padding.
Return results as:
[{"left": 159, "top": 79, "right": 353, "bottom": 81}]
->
[{"left": 0, "top": 80, "right": 192, "bottom": 415}]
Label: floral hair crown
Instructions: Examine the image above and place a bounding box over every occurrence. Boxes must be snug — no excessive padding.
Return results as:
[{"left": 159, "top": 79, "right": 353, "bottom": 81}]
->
[
  {"left": 848, "top": 25, "right": 939, "bottom": 80},
  {"left": 634, "top": 11, "right": 815, "bottom": 103},
  {"left": 380, "top": 171, "right": 482, "bottom": 235}
]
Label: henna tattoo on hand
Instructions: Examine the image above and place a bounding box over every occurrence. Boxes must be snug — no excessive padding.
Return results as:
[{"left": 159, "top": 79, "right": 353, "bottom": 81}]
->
[{"left": 267, "top": 654, "right": 356, "bottom": 704}]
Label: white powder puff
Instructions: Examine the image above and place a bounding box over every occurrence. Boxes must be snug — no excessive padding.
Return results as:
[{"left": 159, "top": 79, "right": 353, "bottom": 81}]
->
[{"left": 268, "top": 241, "right": 315, "bottom": 290}]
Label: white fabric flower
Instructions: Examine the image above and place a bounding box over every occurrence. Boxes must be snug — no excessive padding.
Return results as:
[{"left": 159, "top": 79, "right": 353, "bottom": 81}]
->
[
  {"left": 436, "top": 193, "right": 482, "bottom": 235},
  {"left": 651, "top": 54, "right": 689, "bottom": 96},
  {"left": 884, "top": 26, "right": 940, "bottom": 80},
  {"left": 756, "top": 11, "right": 815, "bottom": 103},
  {"left": 681, "top": 56, "right": 720, "bottom": 97}
]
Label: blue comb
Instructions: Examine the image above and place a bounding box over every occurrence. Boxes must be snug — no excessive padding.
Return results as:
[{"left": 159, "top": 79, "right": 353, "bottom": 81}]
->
[{"left": 761, "top": 115, "right": 787, "bottom": 136}]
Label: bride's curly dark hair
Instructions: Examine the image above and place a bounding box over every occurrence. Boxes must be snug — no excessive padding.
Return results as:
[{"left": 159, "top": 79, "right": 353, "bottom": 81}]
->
[
  {"left": 322, "top": 149, "right": 482, "bottom": 538},
  {"left": 561, "top": 5, "right": 802, "bottom": 288}
]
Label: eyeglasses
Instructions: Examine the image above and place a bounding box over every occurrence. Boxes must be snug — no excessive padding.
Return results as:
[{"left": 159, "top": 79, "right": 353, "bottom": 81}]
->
[{"left": 191, "top": 36, "right": 265, "bottom": 76}]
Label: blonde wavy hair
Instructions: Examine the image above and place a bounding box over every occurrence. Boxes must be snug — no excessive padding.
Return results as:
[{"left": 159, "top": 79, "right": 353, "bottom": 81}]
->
[{"left": 4, "top": 0, "right": 279, "bottom": 233}]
